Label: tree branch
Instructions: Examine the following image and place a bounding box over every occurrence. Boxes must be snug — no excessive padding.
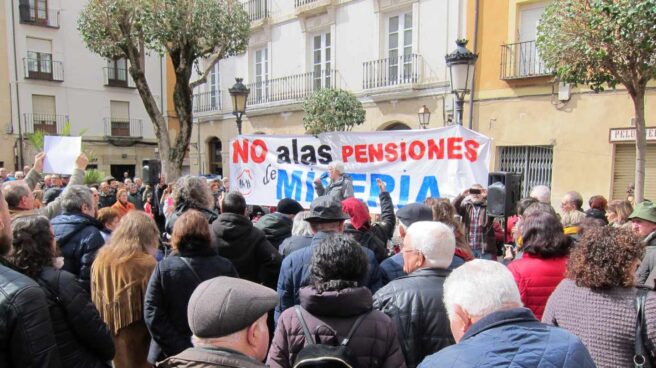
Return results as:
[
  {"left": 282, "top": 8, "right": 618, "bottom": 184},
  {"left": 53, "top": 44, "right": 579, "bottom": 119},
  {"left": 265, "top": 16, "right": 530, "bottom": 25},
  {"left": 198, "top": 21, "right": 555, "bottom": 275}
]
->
[{"left": 188, "top": 49, "right": 225, "bottom": 89}]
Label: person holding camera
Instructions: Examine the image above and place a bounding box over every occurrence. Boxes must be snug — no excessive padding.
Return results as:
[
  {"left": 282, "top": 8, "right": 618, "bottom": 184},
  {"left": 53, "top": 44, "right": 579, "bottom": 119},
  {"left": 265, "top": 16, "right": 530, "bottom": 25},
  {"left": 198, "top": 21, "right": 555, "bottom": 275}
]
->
[{"left": 452, "top": 184, "right": 497, "bottom": 260}]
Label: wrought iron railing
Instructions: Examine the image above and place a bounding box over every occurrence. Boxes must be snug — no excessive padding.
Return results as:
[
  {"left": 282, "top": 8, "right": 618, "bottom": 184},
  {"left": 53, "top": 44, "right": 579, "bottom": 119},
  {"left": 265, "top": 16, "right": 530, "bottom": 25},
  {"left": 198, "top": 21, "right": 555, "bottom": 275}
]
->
[
  {"left": 295, "top": 0, "right": 321, "bottom": 6},
  {"left": 193, "top": 90, "right": 222, "bottom": 113},
  {"left": 104, "top": 118, "right": 143, "bottom": 137},
  {"left": 363, "top": 54, "right": 422, "bottom": 89},
  {"left": 23, "top": 55, "right": 64, "bottom": 82},
  {"left": 18, "top": 3, "right": 60, "bottom": 28},
  {"left": 247, "top": 69, "right": 337, "bottom": 105},
  {"left": 243, "top": 0, "right": 268, "bottom": 21},
  {"left": 103, "top": 67, "right": 135, "bottom": 88},
  {"left": 500, "top": 40, "right": 552, "bottom": 80},
  {"left": 23, "top": 113, "right": 67, "bottom": 135}
]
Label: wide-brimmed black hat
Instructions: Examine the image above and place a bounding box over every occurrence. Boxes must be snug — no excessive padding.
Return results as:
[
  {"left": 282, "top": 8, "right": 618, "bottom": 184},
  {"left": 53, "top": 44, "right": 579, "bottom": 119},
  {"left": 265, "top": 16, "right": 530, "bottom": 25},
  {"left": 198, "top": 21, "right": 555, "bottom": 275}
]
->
[{"left": 304, "top": 196, "right": 350, "bottom": 223}]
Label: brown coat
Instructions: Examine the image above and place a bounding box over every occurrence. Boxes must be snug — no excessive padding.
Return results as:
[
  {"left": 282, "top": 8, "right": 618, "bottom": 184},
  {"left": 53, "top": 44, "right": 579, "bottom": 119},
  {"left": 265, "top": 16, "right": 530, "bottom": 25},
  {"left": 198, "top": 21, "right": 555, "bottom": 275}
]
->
[
  {"left": 92, "top": 252, "right": 156, "bottom": 368},
  {"left": 267, "top": 286, "right": 407, "bottom": 368},
  {"left": 158, "top": 347, "right": 266, "bottom": 368}
]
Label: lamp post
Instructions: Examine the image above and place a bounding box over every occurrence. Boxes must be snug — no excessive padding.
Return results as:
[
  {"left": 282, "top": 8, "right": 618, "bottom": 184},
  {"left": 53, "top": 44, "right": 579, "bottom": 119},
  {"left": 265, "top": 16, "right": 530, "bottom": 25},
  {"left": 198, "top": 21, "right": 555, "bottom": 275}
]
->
[
  {"left": 417, "top": 105, "right": 431, "bottom": 129},
  {"left": 445, "top": 39, "right": 478, "bottom": 126},
  {"left": 228, "top": 78, "right": 250, "bottom": 135}
]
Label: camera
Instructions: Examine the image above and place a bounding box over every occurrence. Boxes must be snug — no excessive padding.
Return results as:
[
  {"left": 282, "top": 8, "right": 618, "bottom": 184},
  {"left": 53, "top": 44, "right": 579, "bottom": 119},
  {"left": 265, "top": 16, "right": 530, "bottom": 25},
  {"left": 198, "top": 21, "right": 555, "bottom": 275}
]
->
[{"left": 469, "top": 188, "right": 481, "bottom": 194}]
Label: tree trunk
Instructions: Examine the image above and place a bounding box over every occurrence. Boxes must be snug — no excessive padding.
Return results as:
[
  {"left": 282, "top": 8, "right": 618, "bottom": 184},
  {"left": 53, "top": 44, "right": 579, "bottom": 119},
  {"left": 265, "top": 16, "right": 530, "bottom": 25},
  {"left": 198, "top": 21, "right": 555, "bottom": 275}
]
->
[
  {"left": 631, "top": 87, "right": 647, "bottom": 203},
  {"left": 168, "top": 51, "right": 195, "bottom": 182}
]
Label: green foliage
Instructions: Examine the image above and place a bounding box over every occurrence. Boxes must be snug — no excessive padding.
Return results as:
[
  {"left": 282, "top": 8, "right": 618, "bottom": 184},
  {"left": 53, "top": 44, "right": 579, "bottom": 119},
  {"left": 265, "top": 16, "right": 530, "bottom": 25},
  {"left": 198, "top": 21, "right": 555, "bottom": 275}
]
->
[
  {"left": 26, "top": 121, "right": 95, "bottom": 161},
  {"left": 84, "top": 169, "right": 106, "bottom": 185},
  {"left": 303, "top": 89, "right": 366, "bottom": 135},
  {"left": 537, "top": 0, "right": 656, "bottom": 93}
]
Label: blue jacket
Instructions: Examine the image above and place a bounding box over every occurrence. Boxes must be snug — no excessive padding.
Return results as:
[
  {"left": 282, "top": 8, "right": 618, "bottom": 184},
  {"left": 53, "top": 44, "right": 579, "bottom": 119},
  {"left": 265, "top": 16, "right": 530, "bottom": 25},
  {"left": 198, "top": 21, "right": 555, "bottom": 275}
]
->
[
  {"left": 51, "top": 212, "right": 106, "bottom": 293},
  {"left": 418, "top": 308, "right": 596, "bottom": 368},
  {"left": 274, "top": 231, "right": 382, "bottom": 322}
]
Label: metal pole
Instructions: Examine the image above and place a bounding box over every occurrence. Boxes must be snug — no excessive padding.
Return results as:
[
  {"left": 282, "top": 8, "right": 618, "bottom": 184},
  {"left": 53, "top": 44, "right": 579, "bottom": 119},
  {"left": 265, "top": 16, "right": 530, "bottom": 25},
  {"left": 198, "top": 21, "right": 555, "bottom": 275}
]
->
[
  {"left": 455, "top": 96, "right": 464, "bottom": 126},
  {"left": 197, "top": 119, "right": 201, "bottom": 175},
  {"left": 10, "top": 0, "right": 24, "bottom": 169},
  {"left": 236, "top": 114, "right": 242, "bottom": 135}
]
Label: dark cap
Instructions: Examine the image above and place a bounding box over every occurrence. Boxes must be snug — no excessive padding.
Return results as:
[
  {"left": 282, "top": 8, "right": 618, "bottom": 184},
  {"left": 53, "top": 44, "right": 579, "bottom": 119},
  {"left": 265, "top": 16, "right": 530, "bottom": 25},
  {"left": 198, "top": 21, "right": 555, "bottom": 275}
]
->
[
  {"left": 277, "top": 198, "right": 304, "bottom": 215},
  {"left": 629, "top": 201, "right": 656, "bottom": 223},
  {"left": 304, "top": 196, "right": 350, "bottom": 223},
  {"left": 187, "top": 277, "right": 277, "bottom": 338},
  {"left": 397, "top": 203, "right": 433, "bottom": 227},
  {"left": 43, "top": 188, "right": 63, "bottom": 205}
]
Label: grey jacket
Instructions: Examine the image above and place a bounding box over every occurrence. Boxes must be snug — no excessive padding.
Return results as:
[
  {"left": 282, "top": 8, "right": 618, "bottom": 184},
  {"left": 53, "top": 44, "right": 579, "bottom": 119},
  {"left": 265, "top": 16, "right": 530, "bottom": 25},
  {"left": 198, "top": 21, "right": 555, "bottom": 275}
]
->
[
  {"left": 636, "top": 231, "right": 656, "bottom": 288},
  {"left": 158, "top": 347, "right": 265, "bottom": 368},
  {"left": 24, "top": 168, "right": 85, "bottom": 219},
  {"left": 313, "top": 174, "right": 354, "bottom": 201}
]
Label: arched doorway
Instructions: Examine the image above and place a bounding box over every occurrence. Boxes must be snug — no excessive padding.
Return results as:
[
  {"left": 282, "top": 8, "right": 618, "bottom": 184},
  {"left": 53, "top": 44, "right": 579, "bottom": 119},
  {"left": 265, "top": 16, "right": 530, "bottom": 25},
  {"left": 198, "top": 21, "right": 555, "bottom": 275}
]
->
[
  {"left": 207, "top": 137, "right": 223, "bottom": 176},
  {"left": 380, "top": 121, "right": 412, "bottom": 131}
]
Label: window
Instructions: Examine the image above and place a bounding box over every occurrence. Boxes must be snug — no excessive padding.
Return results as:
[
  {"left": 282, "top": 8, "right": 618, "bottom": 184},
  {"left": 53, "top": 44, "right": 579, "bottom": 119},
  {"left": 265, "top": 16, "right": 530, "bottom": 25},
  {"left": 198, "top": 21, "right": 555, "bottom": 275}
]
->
[
  {"left": 208, "top": 137, "right": 223, "bottom": 176},
  {"left": 110, "top": 101, "right": 130, "bottom": 136},
  {"left": 107, "top": 58, "right": 128, "bottom": 87},
  {"left": 612, "top": 145, "right": 656, "bottom": 200},
  {"left": 31, "top": 95, "right": 56, "bottom": 134},
  {"left": 254, "top": 47, "right": 269, "bottom": 103},
  {"left": 518, "top": 3, "right": 546, "bottom": 76},
  {"left": 26, "top": 37, "right": 52, "bottom": 80},
  {"left": 208, "top": 63, "right": 220, "bottom": 110},
  {"left": 499, "top": 146, "right": 553, "bottom": 198},
  {"left": 387, "top": 12, "right": 413, "bottom": 84},
  {"left": 312, "top": 32, "right": 331, "bottom": 90}
]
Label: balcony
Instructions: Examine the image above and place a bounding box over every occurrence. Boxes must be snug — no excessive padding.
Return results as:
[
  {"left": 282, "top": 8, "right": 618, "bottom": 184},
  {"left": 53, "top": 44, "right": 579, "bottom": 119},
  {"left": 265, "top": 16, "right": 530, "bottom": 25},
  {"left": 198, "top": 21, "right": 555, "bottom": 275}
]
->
[
  {"left": 23, "top": 113, "right": 67, "bottom": 135},
  {"left": 23, "top": 55, "right": 63, "bottom": 82},
  {"left": 363, "top": 54, "right": 422, "bottom": 89},
  {"left": 243, "top": 0, "right": 268, "bottom": 22},
  {"left": 193, "top": 90, "right": 222, "bottom": 113},
  {"left": 104, "top": 118, "right": 143, "bottom": 138},
  {"left": 500, "top": 40, "right": 553, "bottom": 80},
  {"left": 103, "top": 67, "right": 135, "bottom": 88},
  {"left": 294, "top": 0, "right": 336, "bottom": 16},
  {"left": 247, "top": 69, "right": 337, "bottom": 106},
  {"left": 18, "top": 2, "right": 60, "bottom": 28}
]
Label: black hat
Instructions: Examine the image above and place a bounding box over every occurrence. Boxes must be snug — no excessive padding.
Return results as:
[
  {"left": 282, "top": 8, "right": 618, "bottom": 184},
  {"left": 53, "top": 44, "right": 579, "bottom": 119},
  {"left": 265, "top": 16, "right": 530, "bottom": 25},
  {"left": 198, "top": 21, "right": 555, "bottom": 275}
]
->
[
  {"left": 304, "top": 196, "right": 350, "bottom": 223},
  {"left": 187, "top": 277, "right": 277, "bottom": 338},
  {"left": 277, "top": 198, "right": 304, "bottom": 215},
  {"left": 397, "top": 203, "right": 433, "bottom": 227},
  {"left": 43, "top": 188, "right": 63, "bottom": 205}
]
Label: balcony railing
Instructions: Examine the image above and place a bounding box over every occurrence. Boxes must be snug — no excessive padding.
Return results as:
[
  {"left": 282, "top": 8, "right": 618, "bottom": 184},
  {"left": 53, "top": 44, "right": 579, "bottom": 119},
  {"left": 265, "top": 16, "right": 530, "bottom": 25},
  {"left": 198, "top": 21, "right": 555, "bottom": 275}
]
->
[
  {"left": 295, "top": 0, "right": 319, "bottom": 6},
  {"left": 193, "top": 90, "right": 222, "bottom": 113},
  {"left": 243, "top": 0, "right": 268, "bottom": 21},
  {"left": 23, "top": 113, "right": 67, "bottom": 135},
  {"left": 23, "top": 56, "right": 64, "bottom": 82},
  {"left": 247, "top": 69, "right": 337, "bottom": 105},
  {"left": 104, "top": 118, "right": 143, "bottom": 138},
  {"left": 18, "top": 3, "right": 60, "bottom": 28},
  {"left": 500, "top": 40, "right": 552, "bottom": 80},
  {"left": 363, "top": 54, "right": 422, "bottom": 89},
  {"left": 103, "top": 67, "right": 135, "bottom": 88}
]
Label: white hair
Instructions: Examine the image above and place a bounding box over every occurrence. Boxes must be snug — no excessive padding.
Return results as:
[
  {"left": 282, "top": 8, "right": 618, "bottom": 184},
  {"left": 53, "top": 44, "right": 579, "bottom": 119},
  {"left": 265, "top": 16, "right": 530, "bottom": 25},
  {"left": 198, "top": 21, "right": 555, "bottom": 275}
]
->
[
  {"left": 529, "top": 185, "right": 551, "bottom": 204},
  {"left": 328, "top": 160, "right": 344, "bottom": 174},
  {"left": 291, "top": 211, "right": 314, "bottom": 236},
  {"left": 443, "top": 259, "right": 522, "bottom": 320},
  {"left": 405, "top": 221, "right": 455, "bottom": 269}
]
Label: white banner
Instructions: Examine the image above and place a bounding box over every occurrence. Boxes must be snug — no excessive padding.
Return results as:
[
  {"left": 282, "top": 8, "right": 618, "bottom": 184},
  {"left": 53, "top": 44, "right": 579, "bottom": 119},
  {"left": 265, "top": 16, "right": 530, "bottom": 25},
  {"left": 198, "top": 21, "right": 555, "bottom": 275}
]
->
[{"left": 229, "top": 125, "right": 491, "bottom": 212}]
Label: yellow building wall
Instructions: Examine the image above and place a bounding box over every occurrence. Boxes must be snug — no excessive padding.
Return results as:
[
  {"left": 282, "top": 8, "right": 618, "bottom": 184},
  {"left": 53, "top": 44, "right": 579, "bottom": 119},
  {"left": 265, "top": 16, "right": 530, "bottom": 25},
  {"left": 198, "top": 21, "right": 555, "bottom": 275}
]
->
[{"left": 0, "top": 2, "right": 16, "bottom": 170}]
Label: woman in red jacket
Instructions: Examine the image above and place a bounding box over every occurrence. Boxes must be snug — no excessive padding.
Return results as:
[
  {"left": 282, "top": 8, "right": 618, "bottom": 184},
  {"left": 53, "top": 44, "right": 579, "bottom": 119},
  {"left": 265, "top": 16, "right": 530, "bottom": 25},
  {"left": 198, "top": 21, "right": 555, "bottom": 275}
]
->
[{"left": 507, "top": 211, "right": 572, "bottom": 320}]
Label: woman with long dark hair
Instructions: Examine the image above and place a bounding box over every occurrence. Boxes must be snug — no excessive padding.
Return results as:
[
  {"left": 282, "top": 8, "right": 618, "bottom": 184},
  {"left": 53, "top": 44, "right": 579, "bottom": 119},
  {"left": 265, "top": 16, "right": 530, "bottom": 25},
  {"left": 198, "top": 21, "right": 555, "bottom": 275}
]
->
[{"left": 9, "top": 215, "right": 114, "bottom": 367}]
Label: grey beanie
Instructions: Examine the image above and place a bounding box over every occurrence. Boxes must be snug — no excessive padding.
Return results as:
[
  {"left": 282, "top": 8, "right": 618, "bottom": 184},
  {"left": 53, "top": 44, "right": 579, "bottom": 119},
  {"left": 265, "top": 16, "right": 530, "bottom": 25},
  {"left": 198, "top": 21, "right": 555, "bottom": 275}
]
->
[{"left": 187, "top": 276, "right": 277, "bottom": 338}]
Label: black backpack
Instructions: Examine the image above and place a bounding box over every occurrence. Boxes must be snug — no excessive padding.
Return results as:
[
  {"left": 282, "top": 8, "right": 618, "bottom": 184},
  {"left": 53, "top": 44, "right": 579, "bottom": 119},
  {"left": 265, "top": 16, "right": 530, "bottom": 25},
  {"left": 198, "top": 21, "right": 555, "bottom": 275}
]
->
[{"left": 292, "top": 305, "right": 368, "bottom": 368}]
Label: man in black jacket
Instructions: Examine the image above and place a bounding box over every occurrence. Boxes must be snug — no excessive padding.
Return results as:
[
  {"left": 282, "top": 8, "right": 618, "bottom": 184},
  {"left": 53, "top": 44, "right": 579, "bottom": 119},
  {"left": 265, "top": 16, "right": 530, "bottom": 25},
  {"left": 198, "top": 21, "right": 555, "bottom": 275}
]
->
[
  {"left": 373, "top": 221, "right": 456, "bottom": 368},
  {"left": 0, "top": 188, "right": 62, "bottom": 367},
  {"left": 211, "top": 192, "right": 281, "bottom": 289},
  {"left": 254, "top": 198, "right": 304, "bottom": 250}
]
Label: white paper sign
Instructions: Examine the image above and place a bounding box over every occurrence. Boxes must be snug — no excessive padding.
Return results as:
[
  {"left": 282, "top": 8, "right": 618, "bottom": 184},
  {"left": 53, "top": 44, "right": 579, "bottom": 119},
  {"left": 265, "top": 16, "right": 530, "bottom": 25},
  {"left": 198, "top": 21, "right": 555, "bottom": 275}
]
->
[{"left": 44, "top": 136, "right": 81, "bottom": 175}]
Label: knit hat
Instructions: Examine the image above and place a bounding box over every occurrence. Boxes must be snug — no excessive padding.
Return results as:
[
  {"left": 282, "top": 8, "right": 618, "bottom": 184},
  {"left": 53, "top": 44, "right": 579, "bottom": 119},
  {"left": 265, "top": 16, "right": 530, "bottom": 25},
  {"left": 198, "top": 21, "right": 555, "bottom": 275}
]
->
[
  {"left": 187, "top": 277, "right": 277, "bottom": 338},
  {"left": 341, "top": 197, "right": 370, "bottom": 230},
  {"left": 397, "top": 203, "right": 433, "bottom": 227},
  {"left": 304, "top": 196, "right": 350, "bottom": 223},
  {"left": 629, "top": 201, "right": 656, "bottom": 223},
  {"left": 277, "top": 198, "right": 304, "bottom": 215}
]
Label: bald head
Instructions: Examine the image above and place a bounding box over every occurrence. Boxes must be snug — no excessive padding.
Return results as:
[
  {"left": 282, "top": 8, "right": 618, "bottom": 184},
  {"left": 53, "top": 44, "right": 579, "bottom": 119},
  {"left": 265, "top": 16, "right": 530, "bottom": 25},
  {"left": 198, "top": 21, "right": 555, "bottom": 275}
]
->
[{"left": 529, "top": 185, "right": 551, "bottom": 204}]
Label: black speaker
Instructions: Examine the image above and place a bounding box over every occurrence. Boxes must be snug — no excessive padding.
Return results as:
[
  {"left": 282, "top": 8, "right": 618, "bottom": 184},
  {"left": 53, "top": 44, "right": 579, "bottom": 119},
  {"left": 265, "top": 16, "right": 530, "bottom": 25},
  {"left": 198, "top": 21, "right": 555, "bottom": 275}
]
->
[
  {"left": 142, "top": 159, "right": 161, "bottom": 185},
  {"left": 487, "top": 172, "right": 522, "bottom": 217}
]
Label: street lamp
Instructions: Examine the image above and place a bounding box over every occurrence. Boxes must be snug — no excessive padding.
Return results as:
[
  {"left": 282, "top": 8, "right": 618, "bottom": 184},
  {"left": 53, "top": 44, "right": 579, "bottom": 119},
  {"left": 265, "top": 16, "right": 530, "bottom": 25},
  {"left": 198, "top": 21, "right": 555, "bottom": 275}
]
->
[
  {"left": 228, "top": 78, "right": 250, "bottom": 135},
  {"left": 417, "top": 105, "right": 431, "bottom": 129},
  {"left": 445, "top": 39, "right": 478, "bottom": 126}
]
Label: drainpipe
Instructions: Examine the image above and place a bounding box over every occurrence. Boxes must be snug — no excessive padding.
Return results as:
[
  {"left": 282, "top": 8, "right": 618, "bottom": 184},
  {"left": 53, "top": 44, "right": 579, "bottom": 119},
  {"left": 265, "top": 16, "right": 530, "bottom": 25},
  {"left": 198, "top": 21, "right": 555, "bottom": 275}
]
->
[
  {"left": 468, "top": 0, "right": 480, "bottom": 130},
  {"left": 10, "top": 0, "right": 24, "bottom": 168}
]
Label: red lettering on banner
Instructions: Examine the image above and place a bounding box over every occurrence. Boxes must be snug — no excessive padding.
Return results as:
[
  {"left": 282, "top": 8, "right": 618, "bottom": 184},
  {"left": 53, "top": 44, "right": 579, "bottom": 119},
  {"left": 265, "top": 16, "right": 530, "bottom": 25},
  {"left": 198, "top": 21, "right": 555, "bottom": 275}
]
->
[
  {"left": 251, "top": 139, "right": 268, "bottom": 163},
  {"left": 342, "top": 146, "right": 354, "bottom": 163},
  {"left": 354, "top": 144, "right": 367, "bottom": 163},
  {"left": 231, "top": 139, "right": 268, "bottom": 164},
  {"left": 368, "top": 144, "right": 384, "bottom": 162},
  {"left": 385, "top": 143, "right": 398, "bottom": 161},
  {"left": 400, "top": 142, "right": 407, "bottom": 161},
  {"left": 427, "top": 139, "right": 445, "bottom": 160},
  {"left": 232, "top": 139, "right": 250, "bottom": 163},
  {"left": 408, "top": 141, "right": 426, "bottom": 160},
  {"left": 464, "top": 140, "right": 480, "bottom": 162},
  {"left": 447, "top": 137, "right": 463, "bottom": 159}
]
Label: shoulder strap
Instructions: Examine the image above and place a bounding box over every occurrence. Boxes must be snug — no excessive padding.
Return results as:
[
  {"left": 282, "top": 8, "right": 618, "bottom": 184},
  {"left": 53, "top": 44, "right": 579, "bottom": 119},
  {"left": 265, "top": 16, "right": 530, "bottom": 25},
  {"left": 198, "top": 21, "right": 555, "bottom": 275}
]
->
[
  {"left": 294, "top": 305, "right": 316, "bottom": 345},
  {"left": 179, "top": 257, "right": 202, "bottom": 283},
  {"left": 340, "top": 311, "right": 370, "bottom": 347},
  {"left": 635, "top": 287, "right": 651, "bottom": 368}
]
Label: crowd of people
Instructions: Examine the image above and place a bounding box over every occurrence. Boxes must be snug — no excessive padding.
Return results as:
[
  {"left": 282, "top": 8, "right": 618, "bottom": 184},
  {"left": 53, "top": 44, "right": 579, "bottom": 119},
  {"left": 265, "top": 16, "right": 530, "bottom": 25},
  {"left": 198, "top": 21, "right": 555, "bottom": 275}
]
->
[{"left": 0, "top": 155, "right": 655, "bottom": 368}]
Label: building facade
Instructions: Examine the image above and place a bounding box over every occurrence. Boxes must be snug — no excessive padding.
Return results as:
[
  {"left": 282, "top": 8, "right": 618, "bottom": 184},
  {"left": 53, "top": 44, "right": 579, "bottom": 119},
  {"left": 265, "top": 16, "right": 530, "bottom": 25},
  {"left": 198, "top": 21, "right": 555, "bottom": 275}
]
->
[
  {"left": 186, "top": 0, "right": 468, "bottom": 177},
  {"left": 466, "top": 0, "right": 655, "bottom": 204},
  {"left": 0, "top": 1, "right": 16, "bottom": 170},
  {"left": 4, "top": 0, "right": 164, "bottom": 178}
]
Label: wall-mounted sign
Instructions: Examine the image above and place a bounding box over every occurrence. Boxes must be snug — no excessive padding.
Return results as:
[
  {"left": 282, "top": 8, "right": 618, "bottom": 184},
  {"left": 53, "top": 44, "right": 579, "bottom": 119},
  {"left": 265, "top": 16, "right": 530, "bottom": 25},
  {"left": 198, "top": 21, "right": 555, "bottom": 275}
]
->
[{"left": 609, "top": 127, "right": 656, "bottom": 143}]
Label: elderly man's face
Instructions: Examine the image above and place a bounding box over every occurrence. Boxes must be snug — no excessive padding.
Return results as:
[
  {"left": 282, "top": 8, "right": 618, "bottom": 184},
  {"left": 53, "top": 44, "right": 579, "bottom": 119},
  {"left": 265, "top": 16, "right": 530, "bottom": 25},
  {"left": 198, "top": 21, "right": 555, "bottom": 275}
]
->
[
  {"left": 401, "top": 236, "right": 424, "bottom": 274},
  {"left": 135, "top": 178, "right": 142, "bottom": 187},
  {"left": 110, "top": 180, "right": 118, "bottom": 189},
  {"left": 0, "top": 192, "right": 12, "bottom": 254},
  {"left": 100, "top": 183, "right": 110, "bottom": 194},
  {"left": 560, "top": 195, "right": 576, "bottom": 213},
  {"left": 632, "top": 218, "right": 656, "bottom": 238},
  {"left": 0, "top": 168, "right": 6, "bottom": 178}
]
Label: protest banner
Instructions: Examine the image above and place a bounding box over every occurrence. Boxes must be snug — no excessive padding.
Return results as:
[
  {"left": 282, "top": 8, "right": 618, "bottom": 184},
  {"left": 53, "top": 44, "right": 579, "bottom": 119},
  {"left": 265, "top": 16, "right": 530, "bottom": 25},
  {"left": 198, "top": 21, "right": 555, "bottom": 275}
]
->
[{"left": 229, "top": 125, "right": 491, "bottom": 212}]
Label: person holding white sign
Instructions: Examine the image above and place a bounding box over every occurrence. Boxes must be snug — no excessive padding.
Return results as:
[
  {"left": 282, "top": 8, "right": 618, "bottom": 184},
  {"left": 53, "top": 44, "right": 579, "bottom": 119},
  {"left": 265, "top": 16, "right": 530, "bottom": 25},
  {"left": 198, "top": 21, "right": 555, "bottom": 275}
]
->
[{"left": 312, "top": 160, "right": 354, "bottom": 202}]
